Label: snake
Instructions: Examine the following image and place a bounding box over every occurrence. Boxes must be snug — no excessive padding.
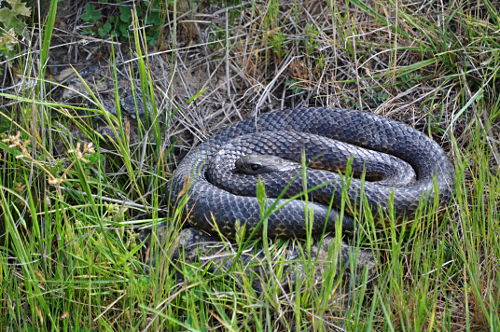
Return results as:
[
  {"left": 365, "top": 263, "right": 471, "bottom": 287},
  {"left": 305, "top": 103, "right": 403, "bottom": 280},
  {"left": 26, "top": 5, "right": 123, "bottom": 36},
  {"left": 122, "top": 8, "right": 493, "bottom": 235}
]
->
[{"left": 170, "top": 107, "right": 454, "bottom": 237}]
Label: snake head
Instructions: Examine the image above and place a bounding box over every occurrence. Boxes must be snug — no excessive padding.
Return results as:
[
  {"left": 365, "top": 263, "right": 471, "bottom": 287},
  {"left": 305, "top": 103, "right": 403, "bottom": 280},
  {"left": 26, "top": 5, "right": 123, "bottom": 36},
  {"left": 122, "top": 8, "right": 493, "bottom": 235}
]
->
[{"left": 235, "top": 154, "right": 300, "bottom": 175}]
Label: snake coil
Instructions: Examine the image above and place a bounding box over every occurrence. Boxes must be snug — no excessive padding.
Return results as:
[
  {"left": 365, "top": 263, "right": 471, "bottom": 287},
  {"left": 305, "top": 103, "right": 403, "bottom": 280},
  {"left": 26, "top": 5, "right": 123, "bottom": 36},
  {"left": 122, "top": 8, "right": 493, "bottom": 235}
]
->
[{"left": 170, "top": 108, "right": 454, "bottom": 237}]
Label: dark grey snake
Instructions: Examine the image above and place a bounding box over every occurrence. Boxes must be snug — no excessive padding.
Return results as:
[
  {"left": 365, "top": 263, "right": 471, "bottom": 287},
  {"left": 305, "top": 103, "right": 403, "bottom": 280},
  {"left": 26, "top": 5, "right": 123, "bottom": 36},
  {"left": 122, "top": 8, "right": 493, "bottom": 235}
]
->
[{"left": 170, "top": 108, "right": 454, "bottom": 237}]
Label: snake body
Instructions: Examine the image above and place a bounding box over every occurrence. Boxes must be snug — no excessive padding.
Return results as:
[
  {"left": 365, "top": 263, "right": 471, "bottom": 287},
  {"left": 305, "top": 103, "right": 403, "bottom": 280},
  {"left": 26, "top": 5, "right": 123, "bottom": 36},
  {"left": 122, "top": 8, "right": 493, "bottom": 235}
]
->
[{"left": 170, "top": 108, "right": 454, "bottom": 237}]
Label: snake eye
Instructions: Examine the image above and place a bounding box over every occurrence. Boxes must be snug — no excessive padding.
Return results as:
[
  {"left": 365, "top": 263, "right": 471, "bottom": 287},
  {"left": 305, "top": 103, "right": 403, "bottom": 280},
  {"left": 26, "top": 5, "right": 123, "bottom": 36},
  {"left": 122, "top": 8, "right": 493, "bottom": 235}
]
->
[{"left": 250, "top": 163, "right": 261, "bottom": 171}]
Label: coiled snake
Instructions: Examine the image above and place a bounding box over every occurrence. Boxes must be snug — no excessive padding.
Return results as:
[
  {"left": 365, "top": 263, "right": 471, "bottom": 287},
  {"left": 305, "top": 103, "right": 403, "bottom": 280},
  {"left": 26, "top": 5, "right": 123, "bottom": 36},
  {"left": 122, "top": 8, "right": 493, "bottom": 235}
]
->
[{"left": 170, "top": 108, "right": 454, "bottom": 237}]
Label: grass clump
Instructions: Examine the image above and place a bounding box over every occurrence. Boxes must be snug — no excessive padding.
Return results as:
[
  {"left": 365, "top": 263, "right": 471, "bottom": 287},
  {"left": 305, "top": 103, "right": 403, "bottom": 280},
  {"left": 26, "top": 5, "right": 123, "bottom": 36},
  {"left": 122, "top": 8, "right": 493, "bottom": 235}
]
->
[{"left": 0, "top": 0, "right": 498, "bottom": 331}]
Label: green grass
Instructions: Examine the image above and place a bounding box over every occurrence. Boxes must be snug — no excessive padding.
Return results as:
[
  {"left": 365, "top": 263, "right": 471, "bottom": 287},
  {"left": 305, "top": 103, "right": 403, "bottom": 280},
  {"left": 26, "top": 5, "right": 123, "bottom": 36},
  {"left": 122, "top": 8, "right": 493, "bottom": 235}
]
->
[{"left": 0, "top": 0, "right": 498, "bottom": 331}]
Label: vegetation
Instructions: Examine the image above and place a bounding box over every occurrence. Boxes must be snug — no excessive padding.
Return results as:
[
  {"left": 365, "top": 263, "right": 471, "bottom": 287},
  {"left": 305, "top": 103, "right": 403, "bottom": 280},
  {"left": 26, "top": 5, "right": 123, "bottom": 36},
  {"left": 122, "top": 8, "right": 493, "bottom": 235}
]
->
[
  {"left": 0, "top": 0, "right": 498, "bottom": 330},
  {"left": 0, "top": 0, "right": 31, "bottom": 58},
  {"left": 80, "top": 0, "right": 164, "bottom": 45}
]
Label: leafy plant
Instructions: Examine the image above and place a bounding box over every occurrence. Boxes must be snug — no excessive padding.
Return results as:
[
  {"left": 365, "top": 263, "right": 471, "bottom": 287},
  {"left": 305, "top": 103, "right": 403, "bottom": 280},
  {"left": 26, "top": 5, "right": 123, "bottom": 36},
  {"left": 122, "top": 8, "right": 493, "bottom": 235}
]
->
[
  {"left": 304, "top": 23, "right": 320, "bottom": 54},
  {"left": 0, "top": 0, "right": 31, "bottom": 56},
  {"left": 80, "top": 3, "right": 102, "bottom": 23},
  {"left": 268, "top": 29, "right": 287, "bottom": 58},
  {"left": 80, "top": 1, "right": 163, "bottom": 45}
]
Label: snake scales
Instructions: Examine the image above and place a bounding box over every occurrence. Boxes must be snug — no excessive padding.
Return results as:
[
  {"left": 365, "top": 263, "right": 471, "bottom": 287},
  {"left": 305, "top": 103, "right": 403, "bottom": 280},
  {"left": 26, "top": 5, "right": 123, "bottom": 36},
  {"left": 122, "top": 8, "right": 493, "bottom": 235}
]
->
[{"left": 170, "top": 108, "right": 454, "bottom": 237}]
